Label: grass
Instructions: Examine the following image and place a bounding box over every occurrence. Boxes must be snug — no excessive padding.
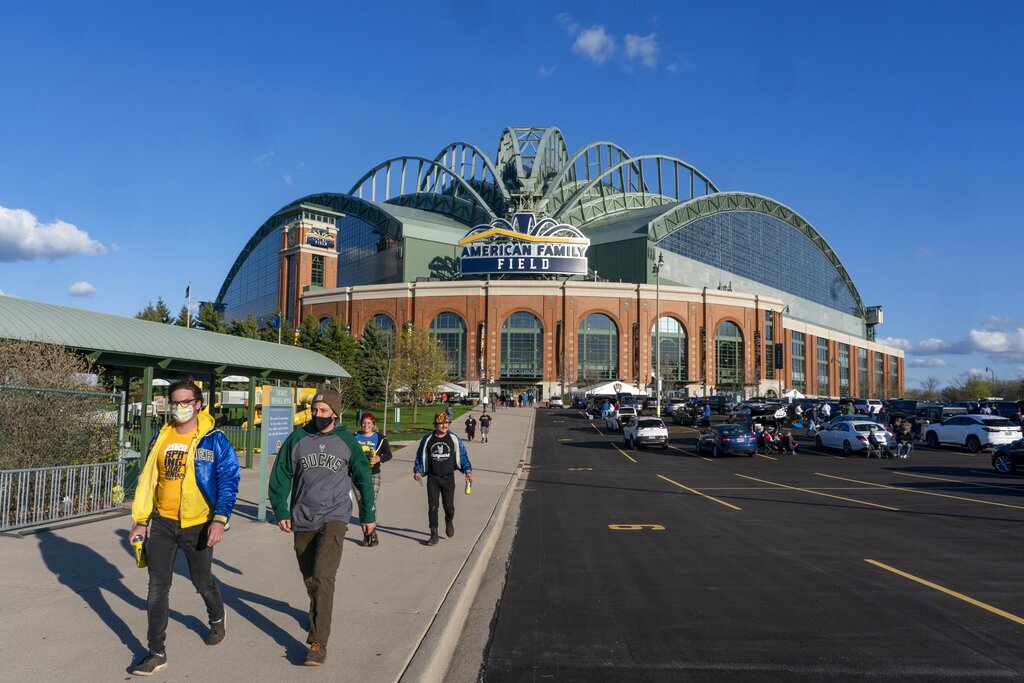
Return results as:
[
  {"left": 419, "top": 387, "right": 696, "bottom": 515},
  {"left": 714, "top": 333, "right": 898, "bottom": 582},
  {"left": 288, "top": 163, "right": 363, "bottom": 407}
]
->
[{"left": 341, "top": 403, "right": 482, "bottom": 441}]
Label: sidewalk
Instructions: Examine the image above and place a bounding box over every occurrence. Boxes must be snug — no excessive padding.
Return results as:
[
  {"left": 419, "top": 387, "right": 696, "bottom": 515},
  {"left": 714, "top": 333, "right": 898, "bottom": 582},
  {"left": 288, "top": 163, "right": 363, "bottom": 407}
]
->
[{"left": 0, "top": 406, "right": 533, "bottom": 682}]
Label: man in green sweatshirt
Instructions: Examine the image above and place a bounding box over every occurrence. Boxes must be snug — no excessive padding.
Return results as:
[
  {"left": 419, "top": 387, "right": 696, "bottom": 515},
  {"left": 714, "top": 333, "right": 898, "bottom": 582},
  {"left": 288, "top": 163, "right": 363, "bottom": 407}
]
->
[{"left": 268, "top": 389, "right": 375, "bottom": 667}]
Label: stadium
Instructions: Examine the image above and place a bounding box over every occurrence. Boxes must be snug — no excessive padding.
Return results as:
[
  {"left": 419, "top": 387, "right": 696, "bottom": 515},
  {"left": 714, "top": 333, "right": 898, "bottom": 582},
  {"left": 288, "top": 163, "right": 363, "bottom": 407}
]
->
[{"left": 214, "top": 126, "right": 903, "bottom": 401}]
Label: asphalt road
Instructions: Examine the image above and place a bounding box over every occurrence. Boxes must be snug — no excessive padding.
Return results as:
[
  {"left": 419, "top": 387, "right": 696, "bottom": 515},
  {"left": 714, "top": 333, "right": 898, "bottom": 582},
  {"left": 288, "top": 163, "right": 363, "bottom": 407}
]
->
[{"left": 481, "top": 409, "right": 1024, "bottom": 682}]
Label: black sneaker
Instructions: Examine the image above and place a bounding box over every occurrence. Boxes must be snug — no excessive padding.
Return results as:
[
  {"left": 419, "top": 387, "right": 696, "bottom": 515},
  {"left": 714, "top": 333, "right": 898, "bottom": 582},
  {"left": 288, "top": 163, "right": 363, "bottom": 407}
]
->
[
  {"left": 426, "top": 532, "right": 439, "bottom": 546},
  {"left": 445, "top": 520, "right": 454, "bottom": 538},
  {"left": 207, "top": 614, "right": 226, "bottom": 645},
  {"left": 304, "top": 642, "right": 327, "bottom": 666},
  {"left": 363, "top": 533, "right": 371, "bottom": 546},
  {"left": 131, "top": 653, "right": 167, "bottom": 676}
]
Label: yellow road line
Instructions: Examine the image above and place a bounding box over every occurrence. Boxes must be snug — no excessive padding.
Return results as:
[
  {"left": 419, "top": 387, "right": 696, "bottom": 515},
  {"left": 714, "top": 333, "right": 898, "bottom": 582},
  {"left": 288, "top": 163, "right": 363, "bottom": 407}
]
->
[
  {"left": 865, "top": 559, "right": 1024, "bottom": 627},
  {"left": 816, "top": 472, "right": 1024, "bottom": 510},
  {"left": 736, "top": 474, "right": 899, "bottom": 511},
  {"left": 754, "top": 453, "right": 778, "bottom": 461},
  {"left": 613, "top": 445, "right": 637, "bottom": 463},
  {"left": 657, "top": 474, "right": 741, "bottom": 511},
  {"left": 667, "top": 443, "right": 714, "bottom": 462},
  {"left": 892, "top": 470, "right": 1024, "bottom": 493}
]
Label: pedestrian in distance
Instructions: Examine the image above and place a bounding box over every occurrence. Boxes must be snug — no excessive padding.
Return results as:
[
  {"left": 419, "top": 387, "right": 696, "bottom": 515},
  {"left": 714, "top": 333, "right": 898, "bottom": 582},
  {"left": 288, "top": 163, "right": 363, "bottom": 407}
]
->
[
  {"left": 129, "top": 378, "right": 240, "bottom": 677},
  {"left": 480, "top": 411, "right": 492, "bottom": 443},
  {"left": 268, "top": 389, "right": 376, "bottom": 667},
  {"left": 353, "top": 412, "right": 392, "bottom": 547},
  {"left": 465, "top": 413, "right": 477, "bottom": 441},
  {"left": 413, "top": 412, "right": 474, "bottom": 546}
]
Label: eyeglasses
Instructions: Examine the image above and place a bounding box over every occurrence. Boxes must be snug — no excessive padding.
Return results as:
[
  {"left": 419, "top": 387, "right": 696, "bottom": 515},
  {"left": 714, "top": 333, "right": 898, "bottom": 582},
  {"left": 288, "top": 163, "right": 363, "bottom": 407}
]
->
[{"left": 169, "top": 400, "right": 197, "bottom": 408}]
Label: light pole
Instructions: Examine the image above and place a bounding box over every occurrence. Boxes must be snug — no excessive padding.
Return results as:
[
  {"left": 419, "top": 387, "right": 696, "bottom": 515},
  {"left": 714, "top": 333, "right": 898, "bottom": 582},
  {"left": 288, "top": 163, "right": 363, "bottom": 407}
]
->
[{"left": 653, "top": 253, "right": 664, "bottom": 417}]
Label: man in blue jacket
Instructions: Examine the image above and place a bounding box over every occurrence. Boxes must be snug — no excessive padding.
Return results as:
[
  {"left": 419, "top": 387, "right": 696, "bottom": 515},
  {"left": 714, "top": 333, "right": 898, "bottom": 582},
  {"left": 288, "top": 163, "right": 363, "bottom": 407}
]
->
[
  {"left": 414, "top": 412, "right": 473, "bottom": 546},
  {"left": 129, "top": 378, "right": 240, "bottom": 676}
]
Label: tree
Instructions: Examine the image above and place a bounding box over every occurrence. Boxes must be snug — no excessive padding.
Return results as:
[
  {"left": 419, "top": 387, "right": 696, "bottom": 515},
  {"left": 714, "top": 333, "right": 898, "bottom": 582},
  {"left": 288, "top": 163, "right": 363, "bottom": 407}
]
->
[
  {"left": 136, "top": 297, "right": 172, "bottom": 324},
  {"left": 361, "top": 321, "right": 400, "bottom": 432},
  {"left": 940, "top": 372, "right": 991, "bottom": 402},
  {"left": 196, "top": 302, "right": 227, "bottom": 334},
  {"left": 318, "top": 317, "right": 364, "bottom": 403},
  {"left": 228, "top": 313, "right": 260, "bottom": 339},
  {"left": 396, "top": 324, "right": 450, "bottom": 423},
  {"left": 174, "top": 304, "right": 197, "bottom": 328},
  {"left": 297, "top": 315, "right": 322, "bottom": 350},
  {"left": 918, "top": 376, "right": 942, "bottom": 400},
  {"left": 260, "top": 310, "right": 293, "bottom": 344}
]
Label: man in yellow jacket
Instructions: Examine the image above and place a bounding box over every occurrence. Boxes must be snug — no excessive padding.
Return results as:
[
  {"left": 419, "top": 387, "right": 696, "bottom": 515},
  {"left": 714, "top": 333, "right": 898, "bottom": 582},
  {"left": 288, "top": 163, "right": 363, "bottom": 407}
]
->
[{"left": 128, "top": 378, "right": 240, "bottom": 676}]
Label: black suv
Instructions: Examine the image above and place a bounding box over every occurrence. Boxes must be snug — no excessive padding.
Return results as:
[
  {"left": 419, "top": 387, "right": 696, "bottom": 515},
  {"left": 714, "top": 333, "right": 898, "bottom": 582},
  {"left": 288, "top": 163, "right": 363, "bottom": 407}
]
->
[
  {"left": 706, "top": 395, "right": 732, "bottom": 415},
  {"left": 889, "top": 399, "right": 940, "bottom": 421}
]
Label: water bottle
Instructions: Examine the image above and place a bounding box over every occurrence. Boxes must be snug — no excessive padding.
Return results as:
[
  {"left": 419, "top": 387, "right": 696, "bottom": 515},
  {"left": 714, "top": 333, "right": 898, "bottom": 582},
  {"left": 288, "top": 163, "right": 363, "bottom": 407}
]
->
[
  {"left": 132, "top": 535, "right": 148, "bottom": 569},
  {"left": 464, "top": 478, "right": 472, "bottom": 495}
]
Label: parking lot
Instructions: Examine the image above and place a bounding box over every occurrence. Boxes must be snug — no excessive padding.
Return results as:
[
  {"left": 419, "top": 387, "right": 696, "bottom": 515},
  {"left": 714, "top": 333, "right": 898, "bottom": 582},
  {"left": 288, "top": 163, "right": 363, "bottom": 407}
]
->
[{"left": 483, "top": 408, "right": 1024, "bottom": 681}]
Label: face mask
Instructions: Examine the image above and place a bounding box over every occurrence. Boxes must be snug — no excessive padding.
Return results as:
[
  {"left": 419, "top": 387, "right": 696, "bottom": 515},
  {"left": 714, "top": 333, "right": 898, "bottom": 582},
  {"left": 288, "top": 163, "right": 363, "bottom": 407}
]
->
[
  {"left": 171, "top": 404, "right": 195, "bottom": 424},
  {"left": 312, "top": 415, "right": 334, "bottom": 432}
]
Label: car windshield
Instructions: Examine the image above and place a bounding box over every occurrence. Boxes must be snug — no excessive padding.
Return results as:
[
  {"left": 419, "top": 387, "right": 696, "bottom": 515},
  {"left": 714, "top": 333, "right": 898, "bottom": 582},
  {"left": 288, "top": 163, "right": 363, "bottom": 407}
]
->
[
  {"left": 982, "top": 418, "right": 1015, "bottom": 427},
  {"left": 637, "top": 419, "right": 664, "bottom": 428},
  {"left": 715, "top": 425, "right": 747, "bottom": 435}
]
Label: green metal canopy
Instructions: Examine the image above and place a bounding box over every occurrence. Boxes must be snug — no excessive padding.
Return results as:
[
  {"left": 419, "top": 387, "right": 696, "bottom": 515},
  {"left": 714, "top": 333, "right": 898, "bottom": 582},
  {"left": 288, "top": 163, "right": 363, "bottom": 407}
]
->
[{"left": 0, "top": 295, "right": 349, "bottom": 382}]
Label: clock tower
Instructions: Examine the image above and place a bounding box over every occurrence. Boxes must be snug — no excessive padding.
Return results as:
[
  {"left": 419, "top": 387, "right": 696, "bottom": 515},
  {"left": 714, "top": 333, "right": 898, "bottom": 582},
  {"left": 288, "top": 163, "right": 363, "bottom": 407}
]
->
[{"left": 277, "top": 204, "right": 342, "bottom": 329}]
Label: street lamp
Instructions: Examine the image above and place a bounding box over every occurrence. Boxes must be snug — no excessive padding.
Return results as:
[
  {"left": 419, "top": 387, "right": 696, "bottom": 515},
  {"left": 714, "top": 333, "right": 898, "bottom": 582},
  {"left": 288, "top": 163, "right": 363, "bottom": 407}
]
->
[{"left": 653, "top": 253, "right": 665, "bottom": 417}]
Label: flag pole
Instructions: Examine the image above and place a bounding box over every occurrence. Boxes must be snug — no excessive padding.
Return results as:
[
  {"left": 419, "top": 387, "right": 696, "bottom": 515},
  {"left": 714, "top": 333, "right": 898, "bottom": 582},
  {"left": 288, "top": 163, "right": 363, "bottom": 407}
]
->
[{"left": 186, "top": 282, "right": 191, "bottom": 328}]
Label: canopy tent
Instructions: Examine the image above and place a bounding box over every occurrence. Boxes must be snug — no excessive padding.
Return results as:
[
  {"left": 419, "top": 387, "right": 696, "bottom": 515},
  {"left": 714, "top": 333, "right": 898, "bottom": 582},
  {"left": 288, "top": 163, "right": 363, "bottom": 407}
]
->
[
  {"left": 578, "top": 380, "right": 647, "bottom": 397},
  {"left": 782, "top": 389, "right": 805, "bottom": 399},
  {"left": 439, "top": 382, "right": 468, "bottom": 395}
]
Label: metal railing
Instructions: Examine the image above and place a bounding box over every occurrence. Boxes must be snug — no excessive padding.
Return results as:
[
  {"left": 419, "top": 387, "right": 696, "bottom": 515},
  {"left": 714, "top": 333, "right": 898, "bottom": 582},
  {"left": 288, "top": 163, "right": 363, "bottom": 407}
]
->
[{"left": 1, "top": 459, "right": 136, "bottom": 532}]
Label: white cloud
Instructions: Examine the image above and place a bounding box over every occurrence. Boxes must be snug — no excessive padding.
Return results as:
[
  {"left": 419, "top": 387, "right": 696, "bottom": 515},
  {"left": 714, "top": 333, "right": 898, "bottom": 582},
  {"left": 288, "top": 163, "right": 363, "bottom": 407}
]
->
[
  {"left": 538, "top": 65, "right": 557, "bottom": 77},
  {"left": 968, "top": 367, "right": 987, "bottom": 377},
  {"left": 68, "top": 281, "right": 96, "bottom": 297},
  {"left": 666, "top": 55, "right": 696, "bottom": 73},
  {"left": 915, "top": 246, "right": 933, "bottom": 259},
  {"left": 878, "top": 336, "right": 911, "bottom": 351},
  {"left": 282, "top": 174, "right": 293, "bottom": 186},
  {"left": 624, "top": 33, "right": 659, "bottom": 67},
  {"left": 968, "top": 328, "right": 1024, "bottom": 354},
  {"left": 573, "top": 25, "right": 616, "bottom": 64},
  {"left": 254, "top": 149, "right": 274, "bottom": 168},
  {"left": 555, "top": 12, "right": 578, "bottom": 35},
  {"left": 908, "top": 358, "right": 948, "bottom": 368},
  {"left": 0, "top": 205, "right": 107, "bottom": 263}
]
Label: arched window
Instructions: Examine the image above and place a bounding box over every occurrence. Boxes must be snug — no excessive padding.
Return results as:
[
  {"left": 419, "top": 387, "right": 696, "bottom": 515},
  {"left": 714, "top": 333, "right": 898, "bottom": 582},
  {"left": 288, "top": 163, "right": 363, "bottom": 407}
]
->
[
  {"left": 365, "top": 313, "right": 396, "bottom": 337},
  {"left": 501, "top": 312, "right": 543, "bottom": 379},
  {"left": 319, "top": 317, "right": 333, "bottom": 333},
  {"left": 651, "top": 317, "right": 688, "bottom": 383},
  {"left": 715, "top": 321, "right": 744, "bottom": 388},
  {"left": 429, "top": 312, "right": 467, "bottom": 380},
  {"left": 578, "top": 313, "right": 619, "bottom": 382}
]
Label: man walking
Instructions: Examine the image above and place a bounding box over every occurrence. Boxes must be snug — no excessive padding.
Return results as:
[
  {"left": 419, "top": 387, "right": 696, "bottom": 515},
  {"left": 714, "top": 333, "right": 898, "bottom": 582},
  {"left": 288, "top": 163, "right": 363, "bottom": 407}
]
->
[
  {"left": 129, "top": 378, "right": 240, "bottom": 676},
  {"left": 479, "top": 411, "right": 492, "bottom": 443},
  {"left": 268, "top": 389, "right": 375, "bottom": 666},
  {"left": 464, "top": 413, "right": 477, "bottom": 441},
  {"left": 413, "top": 412, "right": 473, "bottom": 546}
]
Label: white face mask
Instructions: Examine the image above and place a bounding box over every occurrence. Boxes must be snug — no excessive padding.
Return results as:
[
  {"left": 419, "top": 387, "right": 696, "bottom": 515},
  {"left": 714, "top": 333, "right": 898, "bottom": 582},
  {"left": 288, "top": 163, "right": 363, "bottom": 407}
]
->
[{"left": 171, "top": 404, "right": 195, "bottom": 424}]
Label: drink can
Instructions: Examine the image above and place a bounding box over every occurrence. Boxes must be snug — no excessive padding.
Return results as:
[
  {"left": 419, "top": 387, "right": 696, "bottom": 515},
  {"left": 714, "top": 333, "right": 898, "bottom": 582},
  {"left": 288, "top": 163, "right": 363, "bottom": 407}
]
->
[
  {"left": 132, "top": 536, "right": 148, "bottom": 569},
  {"left": 464, "top": 479, "right": 472, "bottom": 495}
]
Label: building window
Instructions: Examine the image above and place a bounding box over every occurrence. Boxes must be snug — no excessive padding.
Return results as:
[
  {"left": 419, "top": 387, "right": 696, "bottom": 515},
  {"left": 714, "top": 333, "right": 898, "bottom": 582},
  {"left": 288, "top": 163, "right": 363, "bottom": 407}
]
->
[
  {"left": 875, "top": 354, "right": 885, "bottom": 399},
  {"left": 429, "top": 312, "right": 467, "bottom": 380},
  {"left": 319, "top": 317, "right": 332, "bottom": 333},
  {"left": 838, "top": 343, "right": 850, "bottom": 398},
  {"left": 817, "top": 338, "right": 830, "bottom": 397},
  {"left": 651, "top": 317, "right": 688, "bottom": 384},
  {"left": 311, "top": 254, "right": 324, "bottom": 287},
  {"left": 715, "top": 321, "right": 744, "bottom": 389},
  {"left": 890, "top": 356, "right": 899, "bottom": 397},
  {"left": 764, "top": 311, "right": 774, "bottom": 380},
  {"left": 501, "top": 312, "right": 543, "bottom": 379},
  {"left": 285, "top": 253, "right": 297, "bottom": 326},
  {"left": 365, "top": 313, "right": 396, "bottom": 338},
  {"left": 792, "top": 332, "right": 806, "bottom": 393},
  {"left": 858, "top": 348, "right": 868, "bottom": 397},
  {"left": 578, "top": 313, "right": 619, "bottom": 383}
]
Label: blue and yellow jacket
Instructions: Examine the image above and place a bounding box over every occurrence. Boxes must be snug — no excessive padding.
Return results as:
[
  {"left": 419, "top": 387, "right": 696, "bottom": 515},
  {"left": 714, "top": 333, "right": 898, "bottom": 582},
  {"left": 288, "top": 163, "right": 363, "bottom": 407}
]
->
[{"left": 132, "top": 411, "right": 240, "bottom": 529}]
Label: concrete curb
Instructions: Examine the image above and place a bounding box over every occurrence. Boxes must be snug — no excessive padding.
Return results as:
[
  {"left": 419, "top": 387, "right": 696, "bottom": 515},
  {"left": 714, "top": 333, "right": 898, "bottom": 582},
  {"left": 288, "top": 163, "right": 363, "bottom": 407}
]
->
[{"left": 398, "top": 409, "right": 535, "bottom": 682}]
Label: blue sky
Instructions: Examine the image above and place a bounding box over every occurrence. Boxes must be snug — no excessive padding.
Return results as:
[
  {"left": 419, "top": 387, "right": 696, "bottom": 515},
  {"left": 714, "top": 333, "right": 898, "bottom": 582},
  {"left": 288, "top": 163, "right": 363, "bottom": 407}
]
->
[{"left": 1, "top": 1, "right": 1022, "bottom": 388}]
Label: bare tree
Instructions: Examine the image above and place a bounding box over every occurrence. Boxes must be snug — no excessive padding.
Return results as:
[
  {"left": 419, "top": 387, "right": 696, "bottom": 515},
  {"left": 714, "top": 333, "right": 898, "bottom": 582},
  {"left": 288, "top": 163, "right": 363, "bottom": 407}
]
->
[
  {"left": 918, "top": 376, "right": 942, "bottom": 400},
  {"left": 361, "top": 322, "right": 400, "bottom": 434},
  {"left": 396, "top": 325, "right": 450, "bottom": 423}
]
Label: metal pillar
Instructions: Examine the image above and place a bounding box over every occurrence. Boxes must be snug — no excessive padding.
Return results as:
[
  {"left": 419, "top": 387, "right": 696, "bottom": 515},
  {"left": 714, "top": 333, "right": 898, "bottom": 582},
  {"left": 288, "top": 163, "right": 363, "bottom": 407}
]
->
[
  {"left": 653, "top": 253, "right": 664, "bottom": 417},
  {"left": 245, "top": 377, "right": 257, "bottom": 469},
  {"left": 140, "top": 366, "right": 154, "bottom": 466}
]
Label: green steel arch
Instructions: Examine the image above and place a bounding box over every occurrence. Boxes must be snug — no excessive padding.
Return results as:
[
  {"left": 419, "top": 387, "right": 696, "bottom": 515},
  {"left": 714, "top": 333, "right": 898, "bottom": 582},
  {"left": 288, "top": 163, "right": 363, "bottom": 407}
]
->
[
  {"left": 650, "top": 192, "right": 866, "bottom": 316},
  {"left": 496, "top": 127, "right": 570, "bottom": 196},
  {"left": 432, "top": 141, "right": 510, "bottom": 205},
  {"left": 536, "top": 141, "right": 634, "bottom": 213},
  {"left": 215, "top": 192, "right": 404, "bottom": 308}
]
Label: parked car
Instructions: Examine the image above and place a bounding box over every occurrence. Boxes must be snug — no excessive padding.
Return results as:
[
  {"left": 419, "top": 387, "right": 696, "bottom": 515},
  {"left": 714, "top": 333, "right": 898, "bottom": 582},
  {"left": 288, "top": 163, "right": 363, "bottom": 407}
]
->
[
  {"left": 606, "top": 406, "right": 638, "bottom": 432},
  {"left": 664, "top": 398, "right": 689, "bottom": 415},
  {"left": 623, "top": 417, "right": 669, "bottom": 449},
  {"left": 814, "top": 420, "right": 893, "bottom": 455},
  {"left": 854, "top": 398, "right": 883, "bottom": 414},
  {"left": 915, "top": 405, "right": 966, "bottom": 423},
  {"left": 706, "top": 395, "right": 734, "bottom": 415},
  {"left": 587, "top": 395, "right": 615, "bottom": 419},
  {"left": 548, "top": 396, "right": 564, "bottom": 408},
  {"left": 988, "top": 400, "right": 1024, "bottom": 419},
  {"left": 888, "top": 399, "right": 941, "bottom": 421},
  {"left": 696, "top": 424, "right": 757, "bottom": 457},
  {"left": 925, "top": 415, "right": 1023, "bottom": 453},
  {"left": 992, "top": 439, "right": 1024, "bottom": 474}
]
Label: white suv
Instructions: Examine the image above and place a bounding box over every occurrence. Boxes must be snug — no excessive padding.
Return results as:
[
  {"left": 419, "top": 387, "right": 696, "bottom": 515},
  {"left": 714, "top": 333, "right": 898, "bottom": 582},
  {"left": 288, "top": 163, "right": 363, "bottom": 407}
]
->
[
  {"left": 548, "top": 396, "right": 564, "bottom": 408},
  {"left": 606, "top": 406, "right": 637, "bottom": 432},
  {"left": 624, "top": 417, "right": 669, "bottom": 449},
  {"left": 925, "top": 415, "right": 1022, "bottom": 453}
]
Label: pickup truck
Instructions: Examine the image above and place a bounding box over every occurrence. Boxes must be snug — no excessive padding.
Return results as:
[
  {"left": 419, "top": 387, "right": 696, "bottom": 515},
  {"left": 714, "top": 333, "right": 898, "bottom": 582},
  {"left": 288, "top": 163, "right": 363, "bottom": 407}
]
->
[{"left": 623, "top": 417, "right": 669, "bottom": 449}]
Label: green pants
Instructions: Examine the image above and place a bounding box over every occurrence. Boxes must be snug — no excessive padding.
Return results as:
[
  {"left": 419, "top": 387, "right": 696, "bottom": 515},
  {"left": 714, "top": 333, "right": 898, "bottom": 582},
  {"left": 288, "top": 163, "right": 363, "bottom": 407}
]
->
[{"left": 293, "top": 521, "right": 347, "bottom": 645}]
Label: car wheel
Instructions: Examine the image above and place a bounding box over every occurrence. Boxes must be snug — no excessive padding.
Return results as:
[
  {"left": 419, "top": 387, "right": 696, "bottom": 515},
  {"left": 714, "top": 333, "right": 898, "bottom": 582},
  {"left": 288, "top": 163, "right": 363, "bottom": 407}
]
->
[
  {"left": 993, "top": 453, "right": 1016, "bottom": 474},
  {"left": 967, "top": 435, "right": 982, "bottom": 453},
  {"left": 926, "top": 432, "right": 939, "bottom": 449},
  {"left": 843, "top": 441, "right": 853, "bottom": 456},
  {"left": 815, "top": 435, "right": 823, "bottom": 449},
  {"left": 662, "top": 441, "right": 668, "bottom": 450}
]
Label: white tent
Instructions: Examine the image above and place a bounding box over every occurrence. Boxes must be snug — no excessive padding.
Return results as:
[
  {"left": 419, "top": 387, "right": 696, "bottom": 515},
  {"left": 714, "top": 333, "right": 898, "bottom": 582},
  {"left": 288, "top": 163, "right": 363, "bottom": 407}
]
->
[
  {"left": 578, "top": 380, "right": 646, "bottom": 396},
  {"left": 782, "top": 388, "right": 805, "bottom": 399},
  {"left": 439, "top": 382, "right": 468, "bottom": 395}
]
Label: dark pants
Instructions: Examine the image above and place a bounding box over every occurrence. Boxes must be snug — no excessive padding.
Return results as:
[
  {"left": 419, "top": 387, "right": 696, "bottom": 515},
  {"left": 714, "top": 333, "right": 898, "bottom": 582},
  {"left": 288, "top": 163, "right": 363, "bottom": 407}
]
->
[
  {"left": 146, "top": 516, "right": 223, "bottom": 655},
  {"left": 293, "top": 521, "right": 347, "bottom": 645},
  {"left": 466, "top": 428, "right": 475, "bottom": 441},
  {"left": 427, "top": 473, "right": 455, "bottom": 532}
]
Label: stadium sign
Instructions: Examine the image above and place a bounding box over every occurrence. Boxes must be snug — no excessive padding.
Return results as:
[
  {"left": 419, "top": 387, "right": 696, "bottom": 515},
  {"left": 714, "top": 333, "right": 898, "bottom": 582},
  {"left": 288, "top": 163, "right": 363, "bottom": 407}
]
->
[
  {"left": 306, "top": 229, "right": 335, "bottom": 249},
  {"left": 458, "top": 212, "right": 590, "bottom": 275}
]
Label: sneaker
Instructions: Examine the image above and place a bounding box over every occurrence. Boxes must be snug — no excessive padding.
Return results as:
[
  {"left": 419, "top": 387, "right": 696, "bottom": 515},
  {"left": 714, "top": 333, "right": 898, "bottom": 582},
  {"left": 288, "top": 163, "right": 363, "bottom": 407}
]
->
[
  {"left": 131, "top": 653, "right": 167, "bottom": 676},
  {"left": 207, "top": 614, "right": 226, "bottom": 645},
  {"left": 304, "top": 642, "right": 327, "bottom": 666},
  {"left": 363, "top": 533, "right": 371, "bottom": 547},
  {"left": 445, "top": 520, "right": 454, "bottom": 538},
  {"left": 426, "top": 532, "right": 439, "bottom": 546},
  {"left": 368, "top": 530, "right": 379, "bottom": 547}
]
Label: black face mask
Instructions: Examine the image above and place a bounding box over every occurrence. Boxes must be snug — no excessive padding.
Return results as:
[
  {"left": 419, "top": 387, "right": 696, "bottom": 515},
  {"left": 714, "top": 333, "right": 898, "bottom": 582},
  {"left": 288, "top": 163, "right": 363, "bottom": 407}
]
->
[{"left": 312, "top": 415, "right": 334, "bottom": 432}]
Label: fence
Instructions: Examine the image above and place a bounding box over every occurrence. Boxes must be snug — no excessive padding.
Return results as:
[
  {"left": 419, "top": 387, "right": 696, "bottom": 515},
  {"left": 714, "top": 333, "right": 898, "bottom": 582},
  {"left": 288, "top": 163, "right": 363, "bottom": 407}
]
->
[
  {"left": 0, "top": 459, "right": 137, "bottom": 532},
  {"left": 123, "top": 424, "right": 260, "bottom": 457}
]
